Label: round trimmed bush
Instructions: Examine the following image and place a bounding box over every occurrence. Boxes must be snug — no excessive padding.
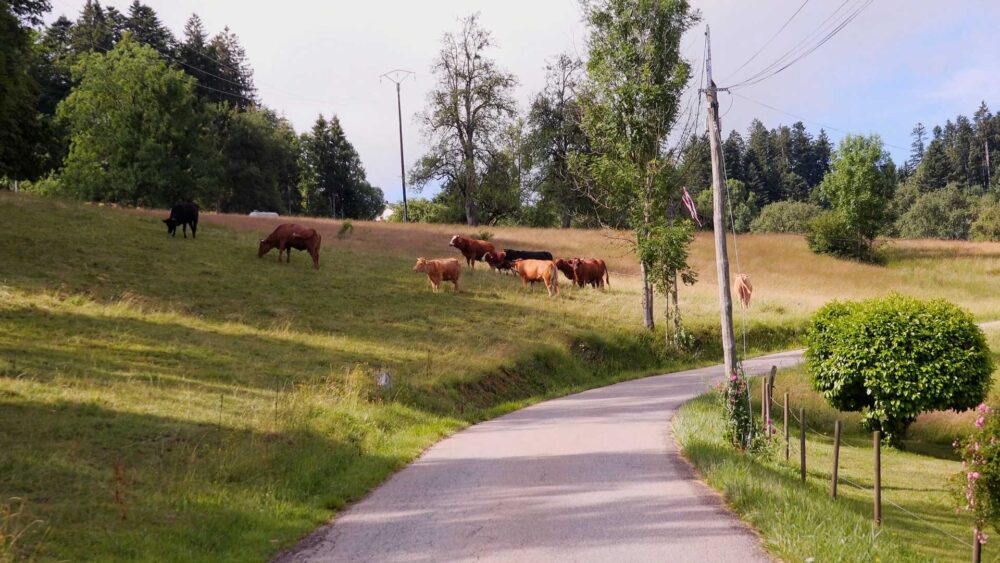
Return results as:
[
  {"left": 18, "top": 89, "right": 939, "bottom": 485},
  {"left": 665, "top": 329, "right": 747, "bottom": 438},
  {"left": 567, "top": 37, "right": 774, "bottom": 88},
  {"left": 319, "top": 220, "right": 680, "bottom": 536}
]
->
[
  {"left": 750, "top": 201, "right": 822, "bottom": 234},
  {"left": 806, "top": 294, "right": 993, "bottom": 445}
]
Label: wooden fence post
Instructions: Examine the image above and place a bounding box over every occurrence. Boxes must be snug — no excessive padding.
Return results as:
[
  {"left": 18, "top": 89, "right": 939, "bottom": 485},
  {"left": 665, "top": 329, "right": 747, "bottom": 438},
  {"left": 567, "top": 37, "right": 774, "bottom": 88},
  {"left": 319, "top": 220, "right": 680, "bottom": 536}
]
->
[
  {"left": 974, "top": 529, "right": 982, "bottom": 563},
  {"left": 832, "top": 420, "right": 842, "bottom": 499},
  {"left": 761, "top": 375, "right": 767, "bottom": 429},
  {"left": 766, "top": 366, "right": 776, "bottom": 436},
  {"left": 800, "top": 408, "right": 806, "bottom": 482},
  {"left": 874, "top": 430, "right": 882, "bottom": 526},
  {"left": 783, "top": 392, "right": 789, "bottom": 461}
]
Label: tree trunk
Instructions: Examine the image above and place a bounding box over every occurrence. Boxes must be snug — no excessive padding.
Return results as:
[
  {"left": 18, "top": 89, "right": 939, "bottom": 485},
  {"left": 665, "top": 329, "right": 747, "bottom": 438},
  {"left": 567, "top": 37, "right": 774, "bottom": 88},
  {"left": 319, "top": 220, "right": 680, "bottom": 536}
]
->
[
  {"left": 663, "top": 289, "right": 672, "bottom": 348},
  {"left": 670, "top": 271, "right": 681, "bottom": 348},
  {"left": 561, "top": 209, "right": 572, "bottom": 228},
  {"left": 464, "top": 196, "right": 479, "bottom": 226},
  {"left": 641, "top": 262, "right": 654, "bottom": 330}
]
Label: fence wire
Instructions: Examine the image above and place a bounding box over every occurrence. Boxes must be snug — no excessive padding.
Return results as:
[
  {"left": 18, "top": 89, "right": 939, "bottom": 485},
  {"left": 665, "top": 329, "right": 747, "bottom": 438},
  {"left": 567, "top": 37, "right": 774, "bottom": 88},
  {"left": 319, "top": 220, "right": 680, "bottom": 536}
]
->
[{"left": 761, "top": 379, "right": 974, "bottom": 551}]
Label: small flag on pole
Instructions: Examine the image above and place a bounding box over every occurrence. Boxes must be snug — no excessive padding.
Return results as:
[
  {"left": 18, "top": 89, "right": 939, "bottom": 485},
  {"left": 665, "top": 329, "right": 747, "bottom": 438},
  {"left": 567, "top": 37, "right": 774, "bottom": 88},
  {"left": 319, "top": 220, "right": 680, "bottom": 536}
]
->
[{"left": 681, "top": 187, "right": 702, "bottom": 227}]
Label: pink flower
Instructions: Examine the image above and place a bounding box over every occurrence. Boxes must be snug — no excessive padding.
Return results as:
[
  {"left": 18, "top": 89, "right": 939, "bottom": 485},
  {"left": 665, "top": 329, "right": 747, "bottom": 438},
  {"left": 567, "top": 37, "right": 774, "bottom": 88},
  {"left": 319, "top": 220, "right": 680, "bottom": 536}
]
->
[
  {"left": 969, "top": 471, "right": 981, "bottom": 481},
  {"left": 978, "top": 403, "right": 992, "bottom": 415},
  {"left": 976, "top": 416, "right": 986, "bottom": 429}
]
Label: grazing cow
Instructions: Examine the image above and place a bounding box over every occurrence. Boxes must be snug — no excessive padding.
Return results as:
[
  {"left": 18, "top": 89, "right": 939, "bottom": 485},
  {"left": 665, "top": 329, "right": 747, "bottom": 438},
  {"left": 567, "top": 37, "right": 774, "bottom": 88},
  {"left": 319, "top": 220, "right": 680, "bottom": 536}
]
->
[
  {"left": 258, "top": 223, "right": 322, "bottom": 269},
  {"left": 449, "top": 235, "right": 495, "bottom": 269},
  {"left": 512, "top": 259, "right": 560, "bottom": 297},
  {"left": 554, "top": 259, "right": 577, "bottom": 283},
  {"left": 735, "top": 273, "right": 753, "bottom": 309},
  {"left": 483, "top": 251, "right": 514, "bottom": 274},
  {"left": 413, "top": 257, "right": 461, "bottom": 293},
  {"left": 163, "top": 202, "right": 199, "bottom": 238},
  {"left": 569, "top": 258, "right": 610, "bottom": 290},
  {"left": 503, "top": 249, "right": 554, "bottom": 262}
]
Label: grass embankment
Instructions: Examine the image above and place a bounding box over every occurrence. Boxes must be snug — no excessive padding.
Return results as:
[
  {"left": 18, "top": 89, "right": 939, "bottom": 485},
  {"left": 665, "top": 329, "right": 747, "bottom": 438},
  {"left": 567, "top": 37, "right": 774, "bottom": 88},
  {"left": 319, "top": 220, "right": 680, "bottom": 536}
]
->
[
  {"left": 674, "top": 327, "right": 1000, "bottom": 562},
  {"left": 0, "top": 194, "right": 787, "bottom": 561}
]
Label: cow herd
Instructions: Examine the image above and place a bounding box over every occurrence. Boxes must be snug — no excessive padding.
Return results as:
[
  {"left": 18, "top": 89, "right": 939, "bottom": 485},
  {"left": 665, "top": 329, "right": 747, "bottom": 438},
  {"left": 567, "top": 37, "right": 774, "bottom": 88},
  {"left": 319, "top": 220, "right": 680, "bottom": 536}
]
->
[
  {"left": 412, "top": 235, "right": 609, "bottom": 297},
  {"left": 162, "top": 205, "right": 607, "bottom": 298}
]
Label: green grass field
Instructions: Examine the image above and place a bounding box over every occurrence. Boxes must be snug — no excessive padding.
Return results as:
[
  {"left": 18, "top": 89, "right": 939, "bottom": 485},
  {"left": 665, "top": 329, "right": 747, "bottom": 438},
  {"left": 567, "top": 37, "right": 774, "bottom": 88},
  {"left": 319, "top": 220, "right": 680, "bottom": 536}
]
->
[
  {"left": 673, "top": 328, "right": 1000, "bottom": 562},
  {"left": 6, "top": 192, "right": 1000, "bottom": 560},
  {"left": 0, "top": 194, "right": 759, "bottom": 561}
]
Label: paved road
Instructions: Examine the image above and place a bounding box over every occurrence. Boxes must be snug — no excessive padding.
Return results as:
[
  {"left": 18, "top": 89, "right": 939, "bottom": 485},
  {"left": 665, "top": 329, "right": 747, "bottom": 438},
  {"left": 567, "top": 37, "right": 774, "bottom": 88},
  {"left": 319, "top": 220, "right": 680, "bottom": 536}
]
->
[{"left": 277, "top": 349, "right": 806, "bottom": 563}]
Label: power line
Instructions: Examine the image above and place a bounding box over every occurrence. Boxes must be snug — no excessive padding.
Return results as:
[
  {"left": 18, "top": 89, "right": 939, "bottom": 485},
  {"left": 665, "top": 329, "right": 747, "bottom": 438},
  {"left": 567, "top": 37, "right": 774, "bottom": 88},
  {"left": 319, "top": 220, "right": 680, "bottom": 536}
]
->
[
  {"left": 728, "top": 91, "right": 910, "bottom": 153},
  {"left": 725, "top": 0, "right": 872, "bottom": 91},
  {"left": 721, "top": 0, "right": 811, "bottom": 82}
]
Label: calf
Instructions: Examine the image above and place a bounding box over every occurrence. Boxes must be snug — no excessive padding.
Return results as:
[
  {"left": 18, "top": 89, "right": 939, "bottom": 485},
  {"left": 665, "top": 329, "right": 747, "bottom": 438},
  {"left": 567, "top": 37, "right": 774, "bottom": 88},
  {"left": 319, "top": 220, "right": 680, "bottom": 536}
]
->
[
  {"left": 258, "top": 223, "right": 322, "bottom": 269},
  {"left": 483, "top": 251, "right": 518, "bottom": 274},
  {"left": 413, "top": 258, "right": 461, "bottom": 293},
  {"left": 449, "top": 235, "right": 495, "bottom": 269},
  {"left": 554, "top": 259, "right": 577, "bottom": 283},
  {"left": 569, "top": 258, "right": 609, "bottom": 290},
  {"left": 513, "top": 259, "right": 560, "bottom": 297},
  {"left": 163, "top": 202, "right": 199, "bottom": 238}
]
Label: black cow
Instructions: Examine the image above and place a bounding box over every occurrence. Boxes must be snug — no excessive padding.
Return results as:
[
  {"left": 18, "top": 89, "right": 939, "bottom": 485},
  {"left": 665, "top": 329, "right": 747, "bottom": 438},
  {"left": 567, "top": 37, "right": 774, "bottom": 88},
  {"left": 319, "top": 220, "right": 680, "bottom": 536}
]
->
[
  {"left": 503, "top": 248, "right": 553, "bottom": 262},
  {"left": 163, "top": 202, "right": 199, "bottom": 238}
]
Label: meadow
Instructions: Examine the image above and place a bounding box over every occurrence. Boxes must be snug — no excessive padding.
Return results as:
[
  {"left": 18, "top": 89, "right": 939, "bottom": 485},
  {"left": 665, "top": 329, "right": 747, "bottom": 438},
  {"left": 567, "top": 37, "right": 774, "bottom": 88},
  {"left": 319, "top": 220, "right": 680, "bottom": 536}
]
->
[{"left": 4, "top": 192, "right": 1000, "bottom": 560}]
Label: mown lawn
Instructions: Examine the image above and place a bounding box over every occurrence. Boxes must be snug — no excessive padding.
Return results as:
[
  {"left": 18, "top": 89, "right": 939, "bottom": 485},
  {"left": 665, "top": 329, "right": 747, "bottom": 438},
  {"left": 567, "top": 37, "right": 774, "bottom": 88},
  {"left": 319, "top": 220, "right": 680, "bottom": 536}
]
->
[{"left": 674, "top": 329, "right": 1000, "bottom": 563}]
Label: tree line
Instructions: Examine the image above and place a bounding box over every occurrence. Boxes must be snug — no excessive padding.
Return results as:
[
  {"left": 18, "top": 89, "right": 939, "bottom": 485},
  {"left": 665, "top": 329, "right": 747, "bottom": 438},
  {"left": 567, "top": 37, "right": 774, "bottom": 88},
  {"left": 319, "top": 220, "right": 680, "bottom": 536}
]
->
[{"left": 1, "top": 0, "right": 385, "bottom": 219}]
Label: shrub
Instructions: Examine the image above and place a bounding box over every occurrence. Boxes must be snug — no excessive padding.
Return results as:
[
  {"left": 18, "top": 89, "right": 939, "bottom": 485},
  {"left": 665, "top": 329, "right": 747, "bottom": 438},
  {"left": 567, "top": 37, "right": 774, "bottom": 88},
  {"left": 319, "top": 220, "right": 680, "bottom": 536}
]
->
[
  {"left": 972, "top": 205, "right": 1000, "bottom": 242},
  {"left": 805, "top": 211, "right": 872, "bottom": 261},
  {"left": 694, "top": 179, "right": 759, "bottom": 232},
  {"left": 955, "top": 404, "right": 1000, "bottom": 545},
  {"left": 806, "top": 294, "right": 993, "bottom": 445},
  {"left": 896, "top": 185, "right": 973, "bottom": 240},
  {"left": 471, "top": 230, "right": 493, "bottom": 241},
  {"left": 337, "top": 220, "right": 353, "bottom": 239},
  {"left": 750, "top": 201, "right": 822, "bottom": 234}
]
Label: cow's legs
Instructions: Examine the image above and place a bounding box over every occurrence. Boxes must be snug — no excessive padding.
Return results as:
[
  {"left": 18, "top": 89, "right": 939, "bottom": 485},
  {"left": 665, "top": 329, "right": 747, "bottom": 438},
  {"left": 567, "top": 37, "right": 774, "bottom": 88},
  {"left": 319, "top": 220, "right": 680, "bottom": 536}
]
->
[
  {"left": 453, "top": 279, "right": 460, "bottom": 293},
  {"left": 182, "top": 223, "right": 188, "bottom": 238},
  {"left": 191, "top": 222, "right": 197, "bottom": 239}
]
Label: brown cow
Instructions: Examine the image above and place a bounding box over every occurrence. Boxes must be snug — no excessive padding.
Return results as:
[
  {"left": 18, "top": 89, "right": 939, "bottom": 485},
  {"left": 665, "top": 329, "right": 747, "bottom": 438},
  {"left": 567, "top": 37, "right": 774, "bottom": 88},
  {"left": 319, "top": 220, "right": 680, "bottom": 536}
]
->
[
  {"left": 258, "top": 223, "right": 322, "bottom": 269},
  {"left": 513, "top": 259, "right": 560, "bottom": 297},
  {"left": 554, "top": 259, "right": 577, "bottom": 283},
  {"left": 483, "top": 251, "right": 515, "bottom": 274},
  {"left": 569, "top": 258, "right": 609, "bottom": 290},
  {"left": 449, "top": 235, "right": 495, "bottom": 269},
  {"left": 413, "top": 258, "right": 461, "bottom": 292}
]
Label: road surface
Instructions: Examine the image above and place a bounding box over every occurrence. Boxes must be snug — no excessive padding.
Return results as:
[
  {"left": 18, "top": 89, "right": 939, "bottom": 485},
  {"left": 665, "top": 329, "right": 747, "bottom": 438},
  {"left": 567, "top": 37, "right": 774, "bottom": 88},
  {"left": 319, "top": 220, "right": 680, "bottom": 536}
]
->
[{"left": 277, "top": 349, "right": 806, "bottom": 562}]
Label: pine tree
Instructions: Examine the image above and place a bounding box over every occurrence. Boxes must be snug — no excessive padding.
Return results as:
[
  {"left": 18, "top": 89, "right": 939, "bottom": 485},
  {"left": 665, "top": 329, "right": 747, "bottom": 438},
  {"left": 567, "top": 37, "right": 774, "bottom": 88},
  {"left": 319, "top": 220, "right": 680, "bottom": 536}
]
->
[
  {"left": 206, "top": 27, "right": 256, "bottom": 110},
  {"left": 909, "top": 122, "right": 926, "bottom": 170},
  {"left": 71, "top": 0, "right": 115, "bottom": 54},
  {"left": 178, "top": 13, "right": 222, "bottom": 101},
  {"left": 124, "top": 1, "right": 175, "bottom": 54}
]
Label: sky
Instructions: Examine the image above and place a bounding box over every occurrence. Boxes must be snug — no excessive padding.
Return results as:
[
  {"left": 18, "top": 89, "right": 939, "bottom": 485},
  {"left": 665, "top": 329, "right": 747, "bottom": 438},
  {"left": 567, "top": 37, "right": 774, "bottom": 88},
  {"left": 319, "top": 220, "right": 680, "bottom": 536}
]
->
[{"left": 45, "top": 0, "right": 1000, "bottom": 203}]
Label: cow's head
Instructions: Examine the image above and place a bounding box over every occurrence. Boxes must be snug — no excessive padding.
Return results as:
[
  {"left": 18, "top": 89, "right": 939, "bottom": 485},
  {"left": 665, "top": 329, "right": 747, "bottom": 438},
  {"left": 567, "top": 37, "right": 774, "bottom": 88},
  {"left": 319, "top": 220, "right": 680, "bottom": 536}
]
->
[
  {"left": 163, "top": 218, "right": 178, "bottom": 234},
  {"left": 449, "top": 235, "right": 461, "bottom": 248},
  {"left": 413, "top": 257, "right": 427, "bottom": 272},
  {"left": 257, "top": 239, "right": 273, "bottom": 257}
]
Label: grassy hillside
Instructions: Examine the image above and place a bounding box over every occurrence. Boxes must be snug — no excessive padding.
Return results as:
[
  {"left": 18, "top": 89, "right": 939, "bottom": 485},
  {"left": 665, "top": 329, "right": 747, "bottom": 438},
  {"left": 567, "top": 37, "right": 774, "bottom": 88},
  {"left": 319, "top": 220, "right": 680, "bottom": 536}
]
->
[
  {"left": 0, "top": 194, "right": 747, "bottom": 561},
  {"left": 4, "top": 192, "right": 1000, "bottom": 560}
]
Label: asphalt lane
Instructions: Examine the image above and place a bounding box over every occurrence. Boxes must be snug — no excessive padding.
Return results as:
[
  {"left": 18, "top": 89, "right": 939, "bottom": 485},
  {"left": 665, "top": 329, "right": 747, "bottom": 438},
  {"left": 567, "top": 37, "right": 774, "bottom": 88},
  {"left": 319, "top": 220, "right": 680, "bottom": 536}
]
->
[{"left": 277, "top": 349, "right": 806, "bottom": 562}]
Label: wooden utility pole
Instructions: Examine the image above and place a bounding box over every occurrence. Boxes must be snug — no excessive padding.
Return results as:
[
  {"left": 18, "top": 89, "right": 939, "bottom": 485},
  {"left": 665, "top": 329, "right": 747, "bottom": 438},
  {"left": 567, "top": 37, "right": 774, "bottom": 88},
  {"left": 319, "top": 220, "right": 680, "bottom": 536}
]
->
[{"left": 703, "top": 25, "right": 738, "bottom": 378}]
